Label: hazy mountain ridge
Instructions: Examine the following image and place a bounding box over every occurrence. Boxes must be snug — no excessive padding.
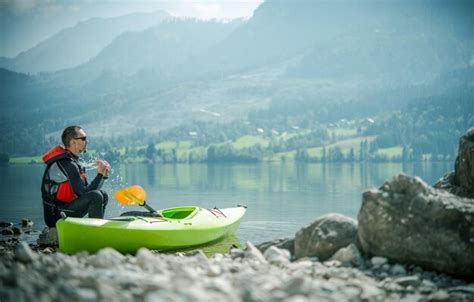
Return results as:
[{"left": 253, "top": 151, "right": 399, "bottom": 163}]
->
[
  {"left": 0, "top": 10, "right": 170, "bottom": 74},
  {"left": 54, "top": 18, "right": 244, "bottom": 87}
]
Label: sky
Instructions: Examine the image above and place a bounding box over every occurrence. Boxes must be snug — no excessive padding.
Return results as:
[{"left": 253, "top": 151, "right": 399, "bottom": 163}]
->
[{"left": 0, "top": 0, "right": 264, "bottom": 57}]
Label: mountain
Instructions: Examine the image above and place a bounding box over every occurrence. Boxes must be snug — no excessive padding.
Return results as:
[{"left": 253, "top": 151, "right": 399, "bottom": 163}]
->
[
  {"left": 2, "top": 0, "right": 474, "bottom": 157},
  {"left": 55, "top": 18, "right": 243, "bottom": 87},
  {"left": 0, "top": 11, "right": 170, "bottom": 74},
  {"left": 286, "top": 0, "right": 474, "bottom": 84},
  {"left": 187, "top": 0, "right": 474, "bottom": 82}
]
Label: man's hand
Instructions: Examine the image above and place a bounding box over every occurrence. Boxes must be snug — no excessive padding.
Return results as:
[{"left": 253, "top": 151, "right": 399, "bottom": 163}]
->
[{"left": 96, "top": 160, "right": 111, "bottom": 177}]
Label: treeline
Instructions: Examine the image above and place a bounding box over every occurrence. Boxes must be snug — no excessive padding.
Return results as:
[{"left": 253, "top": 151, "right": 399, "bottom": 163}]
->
[
  {"left": 294, "top": 141, "right": 439, "bottom": 163},
  {"left": 364, "top": 88, "right": 473, "bottom": 159}
]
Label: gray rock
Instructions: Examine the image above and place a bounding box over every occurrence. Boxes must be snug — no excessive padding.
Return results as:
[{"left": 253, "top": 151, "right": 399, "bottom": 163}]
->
[
  {"left": 11, "top": 227, "right": 21, "bottom": 236},
  {"left": 136, "top": 248, "right": 161, "bottom": 268},
  {"left": 0, "top": 221, "right": 13, "bottom": 228},
  {"left": 294, "top": 213, "right": 358, "bottom": 260},
  {"left": 323, "top": 260, "right": 342, "bottom": 267},
  {"left": 88, "top": 247, "right": 124, "bottom": 268},
  {"left": 263, "top": 246, "right": 290, "bottom": 265},
  {"left": 283, "top": 276, "right": 311, "bottom": 296},
  {"left": 394, "top": 276, "right": 421, "bottom": 287},
  {"left": 358, "top": 174, "right": 474, "bottom": 278},
  {"left": 229, "top": 248, "right": 244, "bottom": 259},
  {"left": 448, "top": 284, "right": 474, "bottom": 294},
  {"left": 329, "top": 243, "right": 365, "bottom": 267},
  {"left": 419, "top": 280, "right": 437, "bottom": 294},
  {"left": 244, "top": 241, "right": 267, "bottom": 263},
  {"left": 370, "top": 257, "right": 388, "bottom": 266},
  {"left": 1, "top": 228, "right": 14, "bottom": 236},
  {"left": 434, "top": 127, "right": 474, "bottom": 198},
  {"left": 182, "top": 249, "right": 206, "bottom": 258},
  {"left": 428, "top": 290, "right": 450, "bottom": 301},
  {"left": 14, "top": 242, "right": 37, "bottom": 263},
  {"left": 73, "top": 288, "right": 98, "bottom": 301},
  {"left": 255, "top": 237, "right": 295, "bottom": 256},
  {"left": 37, "top": 227, "right": 58, "bottom": 247},
  {"left": 41, "top": 247, "right": 55, "bottom": 254},
  {"left": 21, "top": 219, "right": 33, "bottom": 228},
  {"left": 454, "top": 127, "right": 474, "bottom": 196},
  {"left": 390, "top": 264, "right": 407, "bottom": 275}
]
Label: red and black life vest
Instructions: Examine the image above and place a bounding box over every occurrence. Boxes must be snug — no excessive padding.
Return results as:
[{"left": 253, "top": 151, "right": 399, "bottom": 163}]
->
[{"left": 41, "top": 145, "right": 87, "bottom": 203}]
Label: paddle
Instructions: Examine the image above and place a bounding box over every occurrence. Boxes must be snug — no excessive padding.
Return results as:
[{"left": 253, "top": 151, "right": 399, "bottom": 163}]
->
[{"left": 114, "top": 185, "right": 157, "bottom": 213}]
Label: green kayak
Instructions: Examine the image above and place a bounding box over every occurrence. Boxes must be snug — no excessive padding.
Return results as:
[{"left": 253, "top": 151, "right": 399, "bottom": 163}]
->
[{"left": 56, "top": 206, "right": 246, "bottom": 254}]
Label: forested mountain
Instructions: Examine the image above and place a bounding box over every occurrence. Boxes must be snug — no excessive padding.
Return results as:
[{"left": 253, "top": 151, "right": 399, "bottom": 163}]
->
[
  {"left": 1, "top": 0, "right": 473, "bottom": 159},
  {"left": 0, "top": 11, "right": 169, "bottom": 74}
]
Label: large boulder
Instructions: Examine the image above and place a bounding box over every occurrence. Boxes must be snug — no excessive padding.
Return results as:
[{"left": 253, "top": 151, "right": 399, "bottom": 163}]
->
[
  {"left": 358, "top": 174, "right": 474, "bottom": 278},
  {"left": 294, "top": 213, "right": 358, "bottom": 260},
  {"left": 434, "top": 127, "right": 474, "bottom": 198}
]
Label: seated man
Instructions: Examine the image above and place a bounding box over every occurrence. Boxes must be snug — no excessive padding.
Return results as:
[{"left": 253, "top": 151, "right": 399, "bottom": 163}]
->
[{"left": 41, "top": 125, "right": 111, "bottom": 227}]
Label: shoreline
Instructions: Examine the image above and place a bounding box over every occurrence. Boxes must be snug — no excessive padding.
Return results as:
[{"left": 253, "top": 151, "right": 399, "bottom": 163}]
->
[
  {"left": 1, "top": 225, "right": 473, "bottom": 302},
  {"left": 1, "top": 237, "right": 473, "bottom": 301}
]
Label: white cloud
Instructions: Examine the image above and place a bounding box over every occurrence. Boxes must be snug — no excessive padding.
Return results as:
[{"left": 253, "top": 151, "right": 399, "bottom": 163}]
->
[{"left": 1, "top": 0, "right": 263, "bottom": 19}]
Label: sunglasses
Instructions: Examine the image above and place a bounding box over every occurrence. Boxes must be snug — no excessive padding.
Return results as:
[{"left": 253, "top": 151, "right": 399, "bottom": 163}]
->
[{"left": 74, "top": 137, "right": 88, "bottom": 141}]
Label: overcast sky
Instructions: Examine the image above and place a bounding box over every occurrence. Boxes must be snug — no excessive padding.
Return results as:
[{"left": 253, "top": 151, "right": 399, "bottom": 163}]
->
[{"left": 0, "top": 0, "right": 264, "bottom": 57}]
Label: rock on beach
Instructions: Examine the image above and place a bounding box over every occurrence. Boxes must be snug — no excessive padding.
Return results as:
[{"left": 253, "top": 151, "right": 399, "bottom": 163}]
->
[
  {"left": 294, "top": 213, "right": 358, "bottom": 261},
  {"left": 358, "top": 174, "right": 474, "bottom": 278}
]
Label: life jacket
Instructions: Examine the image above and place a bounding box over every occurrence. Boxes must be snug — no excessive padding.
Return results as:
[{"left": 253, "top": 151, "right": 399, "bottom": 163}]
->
[{"left": 41, "top": 145, "right": 87, "bottom": 203}]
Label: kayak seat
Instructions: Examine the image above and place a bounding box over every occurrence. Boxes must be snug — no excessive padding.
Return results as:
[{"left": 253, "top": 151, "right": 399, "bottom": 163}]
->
[{"left": 120, "top": 211, "right": 163, "bottom": 217}]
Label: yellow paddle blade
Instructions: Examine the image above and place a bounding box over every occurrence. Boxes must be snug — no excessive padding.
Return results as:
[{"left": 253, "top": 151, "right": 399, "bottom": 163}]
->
[{"left": 114, "top": 185, "right": 147, "bottom": 206}]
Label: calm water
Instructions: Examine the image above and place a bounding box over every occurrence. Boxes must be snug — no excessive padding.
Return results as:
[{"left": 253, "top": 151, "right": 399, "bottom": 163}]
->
[{"left": 0, "top": 162, "right": 452, "bottom": 244}]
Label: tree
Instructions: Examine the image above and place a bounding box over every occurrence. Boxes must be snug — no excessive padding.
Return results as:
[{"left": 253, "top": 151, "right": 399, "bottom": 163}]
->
[
  {"left": 0, "top": 152, "right": 9, "bottom": 164},
  {"left": 321, "top": 146, "right": 327, "bottom": 163},
  {"left": 146, "top": 142, "right": 156, "bottom": 160},
  {"left": 295, "top": 148, "right": 310, "bottom": 162},
  {"left": 348, "top": 148, "right": 355, "bottom": 162}
]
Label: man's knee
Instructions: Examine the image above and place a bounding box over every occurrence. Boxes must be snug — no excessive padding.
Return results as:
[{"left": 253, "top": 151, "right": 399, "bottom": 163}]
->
[
  {"left": 100, "top": 190, "right": 109, "bottom": 206},
  {"left": 86, "top": 190, "right": 105, "bottom": 206}
]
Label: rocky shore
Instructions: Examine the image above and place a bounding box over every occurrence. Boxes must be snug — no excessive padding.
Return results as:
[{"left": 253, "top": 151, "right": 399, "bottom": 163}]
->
[
  {"left": 1, "top": 128, "right": 474, "bottom": 301},
  {"left": 0, "top": 239, "right": 472, "bottom": 302}
]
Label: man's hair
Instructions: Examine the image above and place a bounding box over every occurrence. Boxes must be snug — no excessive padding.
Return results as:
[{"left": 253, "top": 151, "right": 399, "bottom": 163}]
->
[{"left": 61, "top": 126, "right": 82, "bottom": 147}]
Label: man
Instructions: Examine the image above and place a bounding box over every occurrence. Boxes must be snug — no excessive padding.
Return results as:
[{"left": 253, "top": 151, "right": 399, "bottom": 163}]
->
[{"left": 41, "top": 126, "right": 111, "bottom": 227}]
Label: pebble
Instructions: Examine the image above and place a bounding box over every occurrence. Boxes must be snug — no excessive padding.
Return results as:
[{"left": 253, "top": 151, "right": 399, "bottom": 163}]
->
[
  {"left": 395, "top": 275, "right": 421, "bottom": 287},
  {"left": 391, "top": 264, "right": 407, "bottom": 275},
  {"left": 1, "top": 228, "right": 14, "bottom": 236},
  {"left": 428, "top": 290, "right": 450, "bottom": 301},
  {"left": 0, "top": 221, "right": 14, "bottom": 228},
  {"left": 244, "top": 242, "right": 267, "bottom": 263},
  {"left": 22, "top": 219, "right": 34, "bottom": 228},
  {"left": 370, "top": 256, "right": 388, "bottom": 267},
  {"left": 263, "top": 245, "right": 290, "bottom": 265},
  {"left": 41, "top": 247, "right": 55, "bottom": 254},
  {"left": 230, "top": 248, "right": 244, "bottom": 259},
  {"left": 329, "top": 243, "right": 364, "bottom": 267},
  {"left": 14, "top": 242, "right": 37, "bottom": 263},
  {"left": 12, "top": 227, "right": 22, "bottom": 236},
  {"left": 1, "top": 232, "right": 473, "bottom": 302}
]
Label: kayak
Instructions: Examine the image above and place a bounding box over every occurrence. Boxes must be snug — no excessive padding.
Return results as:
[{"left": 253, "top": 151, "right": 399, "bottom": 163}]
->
[{"left": 56, "top": 206, "right": 246, "bottom": 254}]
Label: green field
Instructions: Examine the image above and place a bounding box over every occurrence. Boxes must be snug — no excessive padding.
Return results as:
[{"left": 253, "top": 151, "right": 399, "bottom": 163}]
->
[
  {"left": 376, "top": 146, "right": 403, "bottom": 158},
  {"left": 330, "top": 127, "right": 358, "bottom": 139},
  {"left": 10, "top": 156, "right": 42, "bottom": 164},
  {"left": 232, "top": 135, "right": 269, "bottom": 149}
]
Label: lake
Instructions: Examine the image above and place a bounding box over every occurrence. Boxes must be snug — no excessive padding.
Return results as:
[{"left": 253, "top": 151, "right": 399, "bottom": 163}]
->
[{"left": 0, "top": 162, "right": 452, "bottom": 244}]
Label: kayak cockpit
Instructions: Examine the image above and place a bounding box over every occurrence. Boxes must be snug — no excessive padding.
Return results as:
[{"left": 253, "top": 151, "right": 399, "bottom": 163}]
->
[{"left": 160, "top": 206, "right": 199, "bottom": 220}]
